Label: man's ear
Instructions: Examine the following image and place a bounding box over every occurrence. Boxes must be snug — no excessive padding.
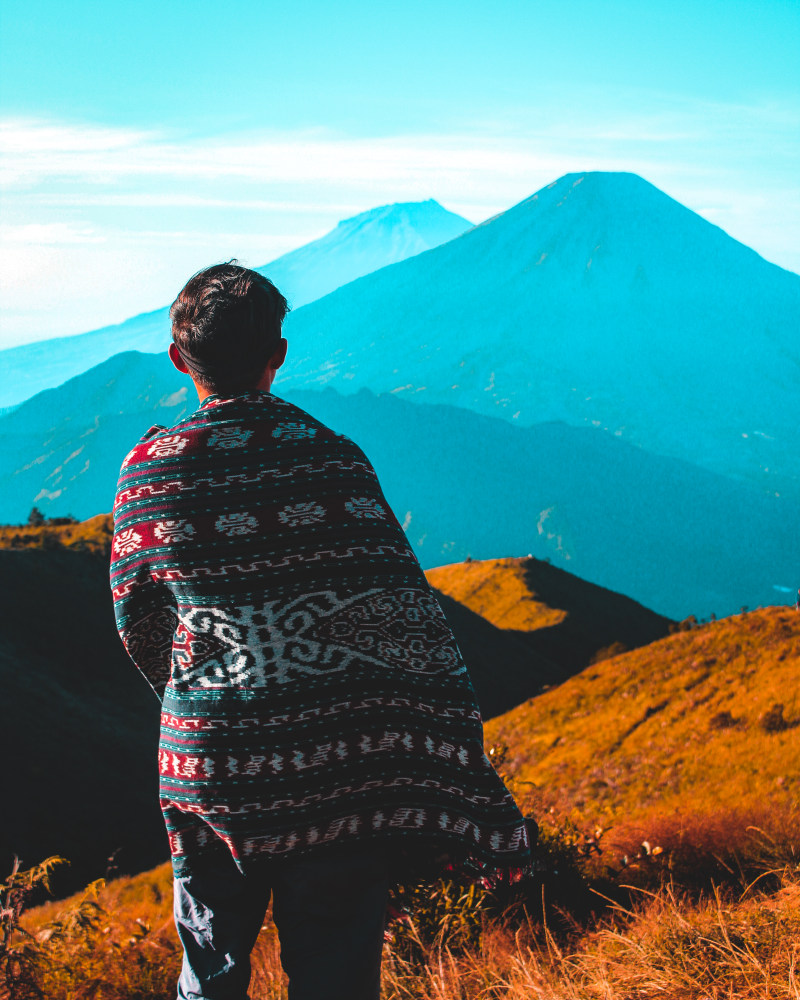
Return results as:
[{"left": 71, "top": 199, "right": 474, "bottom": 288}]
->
[
  {"left": 270, "top": 338, "right": 288, "bottom": 371},
  {"left": 168, "top": 342, "right": 190, "bottom": 374}
]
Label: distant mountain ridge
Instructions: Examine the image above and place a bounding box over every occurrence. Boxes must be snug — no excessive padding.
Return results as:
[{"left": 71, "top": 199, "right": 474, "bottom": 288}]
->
[
  {"left": 263, "top": 199, "right": 472, "bottom": 310},
  {"left": 277, "top": 171, "right": 800, "bottom": 498},
  {"left": 0, "top": 351, "right": 797, "bottom": 619},
  {"left": 0, "top": 199, "right": 472, "bottom": 408},
  {"left": 4, "top": 171, "right": 797, "bottom": 497}
]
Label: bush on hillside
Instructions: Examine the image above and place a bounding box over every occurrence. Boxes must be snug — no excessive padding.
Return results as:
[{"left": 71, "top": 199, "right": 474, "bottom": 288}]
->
[
  {"left": 3, "top": 859, "right": 179, "bottom": 1000},
  {"left": 602, "top": 803, "right": 800, "bottom": 894},
  {"left": 25, "top": 509, "right": 44, "bottom": 528},
  {"left": 1, "top": 856, "right": 69, "bottom": 999},
  {"left": 759, "top": 702, "right": 795, "bottom": 733}
]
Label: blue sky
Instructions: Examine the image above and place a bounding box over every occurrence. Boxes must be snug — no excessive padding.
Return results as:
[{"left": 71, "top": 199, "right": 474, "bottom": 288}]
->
[{"left": 1, "top": 0, "right": 798, "bottom": 347}]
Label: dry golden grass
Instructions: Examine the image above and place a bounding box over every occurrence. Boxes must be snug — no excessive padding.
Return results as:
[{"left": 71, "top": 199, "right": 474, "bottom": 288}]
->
[
  {"left": 0, "top": 514, "right": 112, "bottom": 555},
  {"left": 11, "top": 854, "right": 800, "bottom": 999},
  {"left": 383, "top": 866, "right": 800, "bottom": 999},
  {"left": 4, "top": 862, "right": 180, "bottom": 1000},
  {"left": 426, "top": 557, "right": 568, "bottom": 631},
  {"left": 486, "top": 607, "right": 800, "bottom": 850},
  {"left": 425, "top": 555, "right": 671, "bottom": 678}
]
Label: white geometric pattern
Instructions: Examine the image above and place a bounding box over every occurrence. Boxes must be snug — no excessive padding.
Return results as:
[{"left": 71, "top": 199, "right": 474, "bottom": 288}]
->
[
  {"left": 146, "top": 435, "right": 187, "bottom": 458},
  {"left": 170, "top": 587, "right": 464, "bottom": 689},
  {"left": 345, "top": 497, "right": 386, "bottom": 519},
  {"left": 272, "top": 421, "right": 317, "bottom": 441},
  {"left": 113, "top": 527, "right": 143, "bottom": 556},
  {"left": 154, "top": 519, "right": 196, "bottom": 543}
]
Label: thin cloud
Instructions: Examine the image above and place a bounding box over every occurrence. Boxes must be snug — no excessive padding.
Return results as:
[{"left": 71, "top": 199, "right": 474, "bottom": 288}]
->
[
  {"left": 0, "top": 222, "right": 105, "bottom": 245},
  {"left": 0, "top": 118, "right": 564, "bottom": 189},
  {"left": 25, "top": 192, "right": 365, "bottom": 214},
  {"left": 0, "top": 119, "right": 153, "bottom": 153}
]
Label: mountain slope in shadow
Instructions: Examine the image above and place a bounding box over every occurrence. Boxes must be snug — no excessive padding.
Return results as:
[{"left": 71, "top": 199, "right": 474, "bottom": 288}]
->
[
  {"left": 427, "top": 556, "right": 672, "bottom": 684},
  {"left": 0, "top": 540, "right": 166, "bottom": 891}
]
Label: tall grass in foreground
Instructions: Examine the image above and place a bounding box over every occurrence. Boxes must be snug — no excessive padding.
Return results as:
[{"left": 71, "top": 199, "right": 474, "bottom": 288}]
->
[
  {"left": 5, "top": 810, "right": 800, "bottom": 1000},
  {"left": 380, "top": 869, "right": 800, "bottom": 999}
]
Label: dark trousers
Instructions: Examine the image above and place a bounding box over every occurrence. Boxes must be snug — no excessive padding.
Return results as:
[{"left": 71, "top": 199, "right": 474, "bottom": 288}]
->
[{"left": 174, "top": 846, "right": 391, "bottom": 1000}]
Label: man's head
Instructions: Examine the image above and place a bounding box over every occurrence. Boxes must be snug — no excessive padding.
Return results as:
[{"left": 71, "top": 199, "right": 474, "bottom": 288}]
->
[{"left": 169, "top": 262, "right": 289, "bottom": 398}]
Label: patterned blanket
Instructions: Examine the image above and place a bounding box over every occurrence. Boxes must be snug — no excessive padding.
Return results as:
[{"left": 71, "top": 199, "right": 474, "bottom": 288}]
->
[{"left": 111, "top": 390, "right": 530, "bottom": 877}]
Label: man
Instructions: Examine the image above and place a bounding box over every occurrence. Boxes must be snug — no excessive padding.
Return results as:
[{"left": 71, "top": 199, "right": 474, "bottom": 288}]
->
[{"left": 110, "top": 263, "right": 530, "bottom": 1000}]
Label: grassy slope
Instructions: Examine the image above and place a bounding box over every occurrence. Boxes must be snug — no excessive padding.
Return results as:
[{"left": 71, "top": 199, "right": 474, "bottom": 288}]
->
[
  {"left": 486, "top": 606, "right": 800, "bottom": 839},
  {"left": 0, "top": 513, "right": 113, "bottom": 555},
  {"left": 428, "top": 557, "right": 568, "bottom": 631},
  {"left": 427, "top": 556, "right": 672, "bottom": 674}
]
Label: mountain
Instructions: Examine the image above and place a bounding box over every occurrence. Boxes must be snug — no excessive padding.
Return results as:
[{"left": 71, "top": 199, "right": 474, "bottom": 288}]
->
[
  {"left": 277, "top": 172, "right": 800, "bottom": 499},
  {"left": 0, "top": 353, "right": 797, "bottom": 619},
  {"left": 261, "top": 199, "right": 472, "bottom": 310},
  {"left": 427, "top": 556, "right": 672, "bottom": 674},
  {"left": 0, "top": 200, "right": 472, "bottom": 409},
  {"left": 485, "top": 606, "right": 800, "bottom": 847},
  {"left": 428, "top": 555, "right": 671, "bottom": 716}
]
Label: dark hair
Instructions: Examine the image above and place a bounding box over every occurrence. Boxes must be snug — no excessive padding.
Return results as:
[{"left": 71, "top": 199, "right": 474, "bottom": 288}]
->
[{"left": 169, "top": 261, "right": 289, "bottom": 393}]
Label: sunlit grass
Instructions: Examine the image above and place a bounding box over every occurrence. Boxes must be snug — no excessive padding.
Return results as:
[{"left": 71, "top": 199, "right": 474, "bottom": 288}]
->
[
  {"left": 0, "top": 514, "right": 113, "bottom": 555},
  {"left": 486, "top": 607, "right": 800, "bottom": 836}
]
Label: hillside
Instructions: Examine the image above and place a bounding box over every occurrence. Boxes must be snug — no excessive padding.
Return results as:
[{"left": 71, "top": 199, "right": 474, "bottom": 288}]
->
[
  {"left": 0, "top": 513, "right": 113, "bottom": 554},
  {"left": 1, "top": 359, "right": 797, "bottom": 618},
  {"left": 485, "top": 606, "right": 800, "bottom": 840},
  {"left": 0, "top": 539, "right": 166, "bottom": 891},
  {"left": 427, "top": 556, "right": 671, "bottom": 672},
  {"left": 279, "top": 171, "right": 800, "bottom": 500},
  {"left": 7, "top": 541, "right": 800, "bottom": 999},
  {"left": 0, "top": 199, "right": 471, "bottom": 408},
  {"left": 427, "top": 556, "right": 671, "bottom": 716}
]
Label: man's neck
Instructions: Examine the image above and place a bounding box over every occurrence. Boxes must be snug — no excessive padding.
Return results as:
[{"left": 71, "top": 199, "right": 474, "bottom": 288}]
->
[{"left": 191, "top": 367, "right": 276, "bottom": 404}]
